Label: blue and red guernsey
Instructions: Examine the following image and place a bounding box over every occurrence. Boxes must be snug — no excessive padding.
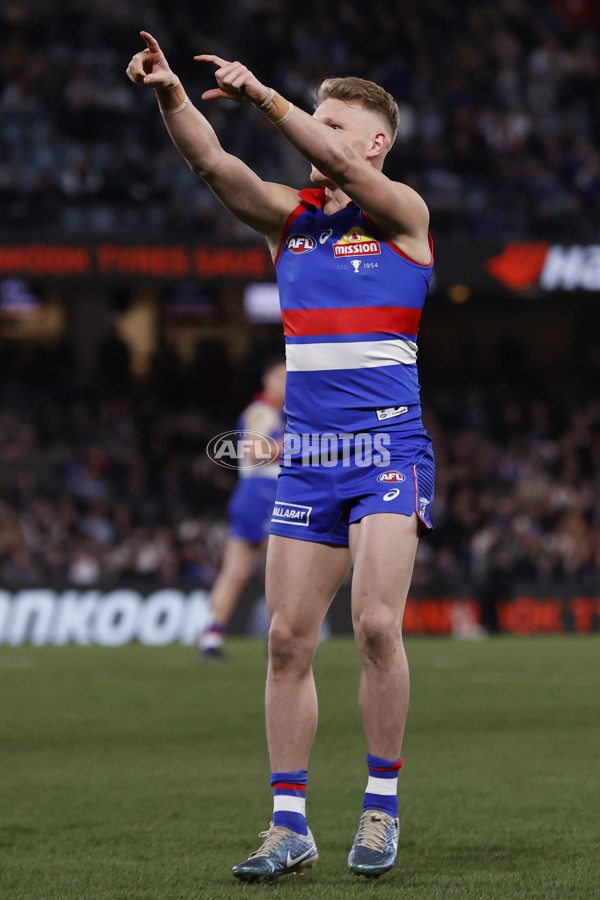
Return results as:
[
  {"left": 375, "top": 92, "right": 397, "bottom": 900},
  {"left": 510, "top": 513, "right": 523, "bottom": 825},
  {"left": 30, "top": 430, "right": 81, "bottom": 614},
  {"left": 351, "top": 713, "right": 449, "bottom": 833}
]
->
[
  {"left": 237, "top": 392, "right": 285, "bottom": 480},
  {"left": 275, "top": 188, "right": 433, "bottom": 435}
]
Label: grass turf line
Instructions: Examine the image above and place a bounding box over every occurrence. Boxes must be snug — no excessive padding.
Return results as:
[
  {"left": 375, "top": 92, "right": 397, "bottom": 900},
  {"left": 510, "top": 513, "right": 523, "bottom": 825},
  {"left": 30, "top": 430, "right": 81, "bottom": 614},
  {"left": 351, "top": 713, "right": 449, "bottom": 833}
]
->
[{"left": 0, "top": 636, "right": 598, "bottom": 899}]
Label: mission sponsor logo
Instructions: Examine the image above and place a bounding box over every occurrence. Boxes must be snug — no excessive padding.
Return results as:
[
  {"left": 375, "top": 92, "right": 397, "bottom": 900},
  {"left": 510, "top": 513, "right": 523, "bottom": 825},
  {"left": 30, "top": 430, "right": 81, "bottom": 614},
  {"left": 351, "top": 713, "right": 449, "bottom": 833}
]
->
[
  {"left": 286, "top": 234, "right": 317, "bottom": 253},
  {"left": 377, "top": 470, "right": 406, "bottom": 484},
  {"left": 271, "top": 502, "right": 312, "bottom": 526},
  {"left": 333, "top": 227, "right": 381, "bottom": 258}
]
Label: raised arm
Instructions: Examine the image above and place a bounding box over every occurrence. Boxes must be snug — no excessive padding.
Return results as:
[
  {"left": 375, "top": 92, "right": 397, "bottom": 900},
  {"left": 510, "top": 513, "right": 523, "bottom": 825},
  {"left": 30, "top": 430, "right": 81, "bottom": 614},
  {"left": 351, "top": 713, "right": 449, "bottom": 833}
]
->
[
  {"left": 279, "top": 102, "right": 431, "bottom": 264},
  {"left": 125, "top": 33, "right": 299, "bottom": 248},
  {"left": 196, "top": 55, "right": 431, "bottom": 264}
]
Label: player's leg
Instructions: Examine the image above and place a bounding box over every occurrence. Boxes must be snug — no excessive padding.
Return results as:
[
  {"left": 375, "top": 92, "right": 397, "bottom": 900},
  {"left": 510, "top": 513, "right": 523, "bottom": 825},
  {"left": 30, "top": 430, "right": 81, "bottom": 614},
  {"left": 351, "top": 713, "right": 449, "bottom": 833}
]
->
[
  {"left": 232, "top": 534, "right": 350, "bottom": 882},
  {"left": 201, "top": 475, "right": 277, "bottom": 658},
  {"left": 206, "top": 536, "right": 260, "bottom": 638},
  {"left": 347, "top": 512, "right": 419, "bottom": 877},
  {"left": 350, "top": 512, "right": 418, "bottom": 757},
  {"left": 265, "top": 534, "right": 350, "bottom": 771},
  {"left": 199, "top": 536, "right": 260, "bottom": 657}
]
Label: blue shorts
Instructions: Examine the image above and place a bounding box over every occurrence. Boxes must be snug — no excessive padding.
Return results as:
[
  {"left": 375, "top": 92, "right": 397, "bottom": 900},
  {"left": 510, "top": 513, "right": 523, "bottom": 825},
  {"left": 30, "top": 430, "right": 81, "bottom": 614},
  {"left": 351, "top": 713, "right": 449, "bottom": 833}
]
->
[
  {"left": 269, "top": 433, "right": 434, "bottom": 546},
  {"left": 229, "top": 476, "right": 279, "bottom": 544}
]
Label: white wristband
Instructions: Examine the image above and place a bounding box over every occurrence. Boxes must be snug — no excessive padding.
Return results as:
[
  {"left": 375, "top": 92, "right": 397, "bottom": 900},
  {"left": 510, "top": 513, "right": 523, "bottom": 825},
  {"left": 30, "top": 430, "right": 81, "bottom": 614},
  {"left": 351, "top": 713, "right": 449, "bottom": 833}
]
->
[
  {"left": 162, "top": 99, "right": 189, "bottom": 117},
  {"left": 258, "top": 88, "right": 275, "bottom": 108},
  {"left": 275, "top": 103, "right": 294, "bottom": 126}
]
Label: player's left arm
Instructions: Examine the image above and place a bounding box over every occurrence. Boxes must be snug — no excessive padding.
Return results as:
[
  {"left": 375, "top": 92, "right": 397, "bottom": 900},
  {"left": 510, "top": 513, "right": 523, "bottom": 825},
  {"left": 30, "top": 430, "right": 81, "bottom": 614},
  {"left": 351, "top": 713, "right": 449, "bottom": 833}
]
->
[{"left": 197, "top": 55, "right": 431, "bottom": 264}]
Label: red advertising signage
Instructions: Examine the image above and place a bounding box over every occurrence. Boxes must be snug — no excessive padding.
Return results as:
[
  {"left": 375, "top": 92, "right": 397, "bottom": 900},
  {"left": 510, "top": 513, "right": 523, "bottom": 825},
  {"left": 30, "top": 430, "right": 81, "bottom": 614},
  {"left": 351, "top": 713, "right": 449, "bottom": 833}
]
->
[
  {"left": 0, "top": 243, "right": 273, "bottom": 281},
  {"left": 485, "top": 242, "right": 600, "bottom": 292},
  {"left": 1, "top": 240, "right": 599, "bottom": 291}
]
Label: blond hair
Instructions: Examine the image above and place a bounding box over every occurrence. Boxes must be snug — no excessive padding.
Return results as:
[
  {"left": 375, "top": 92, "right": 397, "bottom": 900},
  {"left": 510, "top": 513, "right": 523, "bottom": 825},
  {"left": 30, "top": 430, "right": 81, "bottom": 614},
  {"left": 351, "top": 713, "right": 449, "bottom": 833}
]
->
[{"left": 316, "top": 77, "right": 399, "bottom": 143}]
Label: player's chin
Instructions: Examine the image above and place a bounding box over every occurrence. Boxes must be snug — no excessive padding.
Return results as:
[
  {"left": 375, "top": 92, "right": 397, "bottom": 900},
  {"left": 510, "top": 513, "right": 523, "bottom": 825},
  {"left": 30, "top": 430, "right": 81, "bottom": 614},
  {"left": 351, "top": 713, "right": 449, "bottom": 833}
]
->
[{"left": 309, "top": 167, "right": 334, "bottom": 188}]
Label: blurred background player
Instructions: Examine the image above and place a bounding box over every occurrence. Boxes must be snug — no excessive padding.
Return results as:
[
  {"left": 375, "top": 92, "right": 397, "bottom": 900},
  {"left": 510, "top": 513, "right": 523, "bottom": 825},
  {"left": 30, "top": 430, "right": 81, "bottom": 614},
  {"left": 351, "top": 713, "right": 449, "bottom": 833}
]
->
[{"left": 199, "top": 357, "right": 286, "bottom": 659}]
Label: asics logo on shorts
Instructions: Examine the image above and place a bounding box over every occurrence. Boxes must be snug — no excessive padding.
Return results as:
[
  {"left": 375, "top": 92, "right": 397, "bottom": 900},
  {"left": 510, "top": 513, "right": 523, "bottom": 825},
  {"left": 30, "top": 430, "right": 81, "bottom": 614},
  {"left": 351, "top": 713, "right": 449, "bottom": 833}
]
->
[{"left": 383, "top": 488, "right": 401, "bottom": 501}]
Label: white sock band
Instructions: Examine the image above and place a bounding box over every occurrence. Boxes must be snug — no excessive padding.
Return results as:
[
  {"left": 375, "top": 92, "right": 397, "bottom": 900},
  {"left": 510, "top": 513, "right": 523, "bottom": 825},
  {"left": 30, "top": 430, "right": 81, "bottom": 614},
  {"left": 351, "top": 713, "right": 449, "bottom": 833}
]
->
[
  {"left": 366, "top": 775, "right": 398, "bottom": 796},
  {"left": 273, "top": 795, "right": 306, "bottom": 815}
]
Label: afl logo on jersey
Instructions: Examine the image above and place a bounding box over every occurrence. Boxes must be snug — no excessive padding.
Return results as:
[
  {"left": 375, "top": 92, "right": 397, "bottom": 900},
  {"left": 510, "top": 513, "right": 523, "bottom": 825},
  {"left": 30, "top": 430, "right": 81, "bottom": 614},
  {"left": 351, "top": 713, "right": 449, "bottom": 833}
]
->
[
  {"left": 377, "top": 470, "right": 406, "bottom": 484},
  {"left": 286, "top": 234, "right": 317, "bottom": 253}
]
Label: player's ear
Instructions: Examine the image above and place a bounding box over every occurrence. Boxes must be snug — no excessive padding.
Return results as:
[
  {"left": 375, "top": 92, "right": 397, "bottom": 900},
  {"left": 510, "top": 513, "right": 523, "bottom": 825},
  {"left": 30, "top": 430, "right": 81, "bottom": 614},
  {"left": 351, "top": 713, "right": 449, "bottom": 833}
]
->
[{"left": 367, "top": 131, "right": 387, "bottom": 160}]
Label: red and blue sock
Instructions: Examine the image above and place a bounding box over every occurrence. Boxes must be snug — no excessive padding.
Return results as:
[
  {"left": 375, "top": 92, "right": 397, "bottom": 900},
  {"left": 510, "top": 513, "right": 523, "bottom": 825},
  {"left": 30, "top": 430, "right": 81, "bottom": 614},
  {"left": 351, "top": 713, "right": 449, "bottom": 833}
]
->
[
  {"left": 200, "top": 622, "right": 224, "bottom": 652},
  {"left": 363, "top": 753, "right": 402, "bottom": 818},
  {"left": 270, "top": 769, "right": 308, "bottom": 836}
]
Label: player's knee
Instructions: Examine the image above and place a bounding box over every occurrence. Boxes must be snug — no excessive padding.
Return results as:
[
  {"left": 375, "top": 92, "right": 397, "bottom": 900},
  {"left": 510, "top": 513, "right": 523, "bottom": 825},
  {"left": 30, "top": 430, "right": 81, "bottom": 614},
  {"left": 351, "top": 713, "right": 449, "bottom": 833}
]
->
[
  {"left": 355, "top": 607, "right": 399, "bottom": 660},
  {"left": 268, "top": 620, "right": 315, "bottom": 675}
]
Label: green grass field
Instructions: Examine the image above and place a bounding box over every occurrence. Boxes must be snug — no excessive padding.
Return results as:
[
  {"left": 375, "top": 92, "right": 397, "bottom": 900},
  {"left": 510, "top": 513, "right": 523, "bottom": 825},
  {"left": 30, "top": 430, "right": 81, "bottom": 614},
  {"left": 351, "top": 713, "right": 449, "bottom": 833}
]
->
[{"left": 1, "top": 636, "right": 598, "bottom": 899}]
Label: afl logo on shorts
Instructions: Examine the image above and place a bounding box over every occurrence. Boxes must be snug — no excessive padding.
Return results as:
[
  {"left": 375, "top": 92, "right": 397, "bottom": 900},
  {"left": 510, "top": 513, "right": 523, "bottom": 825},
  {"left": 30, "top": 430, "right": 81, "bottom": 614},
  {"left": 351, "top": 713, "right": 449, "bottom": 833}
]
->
[
  {"left": 377, "top": 471, "right": 406, "bottom": 484},
  {"left": 286, "top": 234, "right": 317, "bottom": 253}
]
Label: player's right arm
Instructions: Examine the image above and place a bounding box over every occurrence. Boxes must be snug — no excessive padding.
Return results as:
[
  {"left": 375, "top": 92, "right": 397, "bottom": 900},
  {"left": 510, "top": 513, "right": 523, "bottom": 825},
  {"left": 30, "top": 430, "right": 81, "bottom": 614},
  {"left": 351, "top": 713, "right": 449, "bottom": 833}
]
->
[{"left": 126, "top": 32, "right": 298, "bottom": 247}]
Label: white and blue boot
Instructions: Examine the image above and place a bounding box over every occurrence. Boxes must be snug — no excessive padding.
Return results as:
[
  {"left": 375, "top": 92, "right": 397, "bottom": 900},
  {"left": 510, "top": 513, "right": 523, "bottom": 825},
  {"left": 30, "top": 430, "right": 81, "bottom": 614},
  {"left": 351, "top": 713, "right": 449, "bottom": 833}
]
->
[
  {"left": 233, "top": 822, "right": 318, "bottom": 883},
  {"left": 347, "top": 809, "right": 399, "bottom": 878}
]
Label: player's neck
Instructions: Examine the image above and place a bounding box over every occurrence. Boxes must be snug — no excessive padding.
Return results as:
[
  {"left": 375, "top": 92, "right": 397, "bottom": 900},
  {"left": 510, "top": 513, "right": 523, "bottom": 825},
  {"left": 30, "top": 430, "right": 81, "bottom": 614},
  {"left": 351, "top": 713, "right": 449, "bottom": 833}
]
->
[{"left": 322, "top": 186, "right": 352, "bottom": 215}]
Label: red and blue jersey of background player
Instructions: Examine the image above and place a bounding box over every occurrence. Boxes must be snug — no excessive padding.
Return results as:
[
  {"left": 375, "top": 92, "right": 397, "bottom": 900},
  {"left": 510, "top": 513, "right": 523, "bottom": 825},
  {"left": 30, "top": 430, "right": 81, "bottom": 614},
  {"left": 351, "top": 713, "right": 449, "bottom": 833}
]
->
[
  {"left": 228, "top": 393, "right": 285, "bottom": 544},
  {"left": 237, "top": 392, "right": 285, "bottom": 480},
  {"left": 275, "top": 188, "right": 433, "bottom": 436}
]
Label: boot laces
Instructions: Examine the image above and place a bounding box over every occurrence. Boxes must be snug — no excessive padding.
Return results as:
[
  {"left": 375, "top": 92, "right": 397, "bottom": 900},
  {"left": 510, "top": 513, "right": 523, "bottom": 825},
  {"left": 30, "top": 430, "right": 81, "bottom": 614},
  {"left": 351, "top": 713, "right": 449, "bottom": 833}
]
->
[
  {"left": 249, "top": 823, "right": 288, "bottom": 858},
  {"left": 356, "top": 811, "right": 390, "bottom": 851}
]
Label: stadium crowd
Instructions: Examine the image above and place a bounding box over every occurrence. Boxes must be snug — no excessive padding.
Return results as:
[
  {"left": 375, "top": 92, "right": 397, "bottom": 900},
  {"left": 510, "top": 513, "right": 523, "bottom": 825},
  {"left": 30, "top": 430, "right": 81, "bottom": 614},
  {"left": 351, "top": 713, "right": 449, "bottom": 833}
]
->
[
  {"left": 1, "top": 0, "right": 599, "bottom": 240},
  {"left": 0, "top": 344, "right": 598, "bottom": 596},
  {"left": 0, "top": 1, "right": 598, "bottom": 613}
]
